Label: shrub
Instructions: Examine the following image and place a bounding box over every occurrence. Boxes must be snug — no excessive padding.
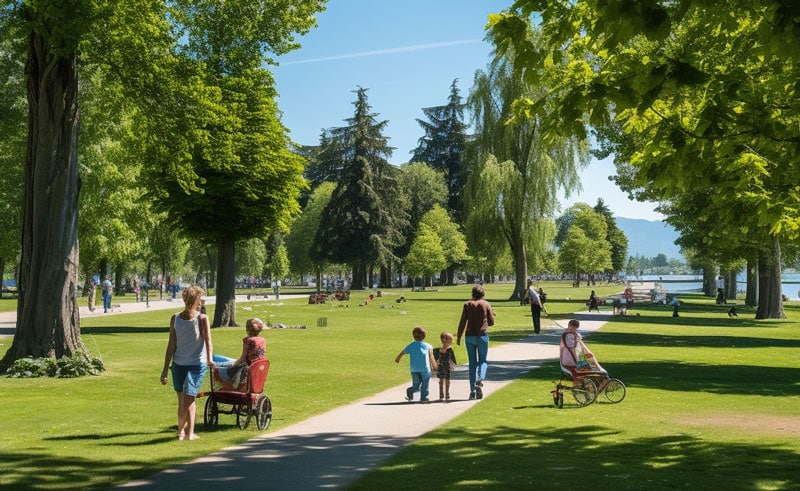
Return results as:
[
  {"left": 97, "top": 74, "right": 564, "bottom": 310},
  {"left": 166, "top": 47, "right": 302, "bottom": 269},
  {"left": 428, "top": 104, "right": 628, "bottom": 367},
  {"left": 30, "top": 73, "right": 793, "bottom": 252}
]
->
[{"left": 5, "top": 352, "right": 105, "bottom": 378}]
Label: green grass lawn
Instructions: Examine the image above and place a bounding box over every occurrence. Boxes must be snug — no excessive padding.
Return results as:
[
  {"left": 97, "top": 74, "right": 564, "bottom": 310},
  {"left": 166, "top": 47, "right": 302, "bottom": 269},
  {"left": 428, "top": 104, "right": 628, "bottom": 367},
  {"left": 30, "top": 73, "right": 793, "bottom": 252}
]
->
[
  {"left": 1, "top": 282, "right": 798, "bottom": 490},
  {"left": 352, "top": 293, "right": 800, "bottom": 490}
]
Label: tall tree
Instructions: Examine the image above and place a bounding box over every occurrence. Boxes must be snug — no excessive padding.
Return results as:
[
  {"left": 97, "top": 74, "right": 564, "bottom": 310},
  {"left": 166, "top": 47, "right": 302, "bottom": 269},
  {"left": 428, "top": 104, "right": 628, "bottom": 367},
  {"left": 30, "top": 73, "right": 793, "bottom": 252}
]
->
[
  {"left": 558, "top": 205, "right": 613, "bottom": 285},
  {"left": 77, "top": 65, "right": 147, "bottom": 295},
  {"left": 394, "top": 162, "right": 448, "bottom": 276},
  {"left": 143, "top": 69, "right": 307, "bottom": 326},
  {"left": 410, "top": 80, "right": 469, "bottom": 222},
  {"left": 312, "top": 88, "right": 407, "bottom": 289},
  {"left": 142, "top": 0, "right": 325, "bottom": 326},
  {"left": 286, "top": 181, "right": 335, "bottom": 289},
  {"left": 405, "top": 223, "right": 447, "bottom": 288},
  {"left": 593, "top": 198, "right": 628, "bottom": 273},
  {"left": 466, "top": 32, "right": 587, "bottom": 301},
  {"left": 0, "top": 0, "right": 128, "bottom": 370}
]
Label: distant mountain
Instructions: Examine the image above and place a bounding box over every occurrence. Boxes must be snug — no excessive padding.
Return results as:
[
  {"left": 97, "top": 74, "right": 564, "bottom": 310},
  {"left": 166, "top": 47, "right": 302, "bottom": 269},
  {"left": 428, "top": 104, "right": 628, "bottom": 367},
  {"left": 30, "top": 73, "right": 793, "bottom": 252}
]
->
[{"left": 615, "top": 217, "right": 683, "bottom": 260}]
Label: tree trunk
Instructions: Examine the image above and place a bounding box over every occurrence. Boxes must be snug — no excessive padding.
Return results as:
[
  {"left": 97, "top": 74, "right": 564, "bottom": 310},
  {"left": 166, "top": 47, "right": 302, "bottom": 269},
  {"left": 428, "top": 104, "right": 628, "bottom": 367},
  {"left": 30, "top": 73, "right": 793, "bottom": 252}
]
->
[
  {"left": 212, "top": 236, "right": 237, "bottom": 327},
  {"left": 702, "top": 267, "right": 717, "bottom": 296},
  {"left": 745, "top": 260, "right": 757, "bottom": 307},
  {"left": 0, "top": 33, "right": 83, "bottom": 371},
  {"left": 351, "top": 262, "right": 366, "bottom": 290},
  {"left": 445, "top": 265, "right": 454, "bottom": 286},
  {"left": 755, "top": 237, "right": 786, "bottom": 319},
  {"left": 380, "top": 265, "right": 391, "bottom": 288},
  {"left": 205, "top": 246, "right": 216, "bottom": 292},
  {"left": 725, "top": 269, "right": 737, "bottom": 303},
  {"left": 510, "top": 237, "right": 527, "bottom": 301}
]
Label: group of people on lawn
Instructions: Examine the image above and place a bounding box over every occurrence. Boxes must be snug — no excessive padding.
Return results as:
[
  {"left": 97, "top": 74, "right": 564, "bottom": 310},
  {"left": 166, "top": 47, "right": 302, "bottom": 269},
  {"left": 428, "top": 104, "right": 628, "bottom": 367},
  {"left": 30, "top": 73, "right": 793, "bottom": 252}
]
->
[{"left": 160, "top": 282, "right": 601, "bottom": 440}]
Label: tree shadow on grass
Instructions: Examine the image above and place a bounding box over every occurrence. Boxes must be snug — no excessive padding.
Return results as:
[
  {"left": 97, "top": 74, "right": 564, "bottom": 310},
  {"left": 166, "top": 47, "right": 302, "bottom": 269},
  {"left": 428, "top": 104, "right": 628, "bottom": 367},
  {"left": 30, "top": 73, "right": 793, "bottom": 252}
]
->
[
  {"left": 81, "top": 326, "right": 169, "bottom": 335},
  {"left": 351, "top": 425, "right": 800, "bottom": 490},
  {"left": 44, "top": 429, "right": 177, "bottom": 446},
  {"left": 586, "top": 330, "right": 800, "bottom": 349}
]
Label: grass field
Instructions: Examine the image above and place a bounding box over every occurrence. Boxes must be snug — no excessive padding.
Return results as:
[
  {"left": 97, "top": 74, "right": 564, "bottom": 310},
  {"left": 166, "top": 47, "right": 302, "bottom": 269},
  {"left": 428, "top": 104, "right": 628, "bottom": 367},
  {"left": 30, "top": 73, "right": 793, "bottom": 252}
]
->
[{"left": 1, "top": 282, "right": 798, "bottom": 490}]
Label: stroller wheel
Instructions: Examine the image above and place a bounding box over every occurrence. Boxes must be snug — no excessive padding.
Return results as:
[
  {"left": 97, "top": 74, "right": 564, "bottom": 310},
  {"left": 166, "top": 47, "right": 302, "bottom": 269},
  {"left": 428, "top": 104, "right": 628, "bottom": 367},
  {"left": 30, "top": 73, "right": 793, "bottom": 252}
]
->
[
  {"left": 204, "top": 395, "right": 219, "bottom": 428},
  {"left": 256, "top": 396, "right": 272, "bottom": 430},
  {"left": 237, "top": 403, "right": 253, "bottom": 430}
]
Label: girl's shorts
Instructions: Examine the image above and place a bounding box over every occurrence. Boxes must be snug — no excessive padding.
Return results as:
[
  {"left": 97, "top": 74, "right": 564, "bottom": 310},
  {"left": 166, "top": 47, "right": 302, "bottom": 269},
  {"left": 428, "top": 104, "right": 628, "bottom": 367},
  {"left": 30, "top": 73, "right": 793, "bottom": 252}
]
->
[{"left": 171, "top": 363, "right": 207, "bottom": 396}]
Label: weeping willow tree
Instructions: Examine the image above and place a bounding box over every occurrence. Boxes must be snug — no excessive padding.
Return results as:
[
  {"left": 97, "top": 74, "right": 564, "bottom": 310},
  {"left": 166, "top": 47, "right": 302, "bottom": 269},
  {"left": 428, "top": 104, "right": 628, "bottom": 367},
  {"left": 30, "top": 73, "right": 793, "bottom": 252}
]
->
[{"left": 465, "top": 27, "right": 588, "bottom": 301}]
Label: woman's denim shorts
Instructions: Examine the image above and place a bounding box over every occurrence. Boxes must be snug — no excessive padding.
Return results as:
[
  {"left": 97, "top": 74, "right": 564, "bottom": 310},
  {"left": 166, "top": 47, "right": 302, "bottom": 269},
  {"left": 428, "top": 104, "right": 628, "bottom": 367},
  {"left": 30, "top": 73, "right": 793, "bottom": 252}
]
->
[{"left": 171, "top": 363, "right": 207, "bottom": 396}]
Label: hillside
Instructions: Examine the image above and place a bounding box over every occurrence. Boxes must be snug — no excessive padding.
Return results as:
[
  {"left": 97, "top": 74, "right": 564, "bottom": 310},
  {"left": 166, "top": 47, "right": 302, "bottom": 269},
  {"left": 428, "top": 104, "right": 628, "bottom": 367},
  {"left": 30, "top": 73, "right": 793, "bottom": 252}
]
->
[{"left": 615, "top": 217, "right": 682, "bottom": 260}]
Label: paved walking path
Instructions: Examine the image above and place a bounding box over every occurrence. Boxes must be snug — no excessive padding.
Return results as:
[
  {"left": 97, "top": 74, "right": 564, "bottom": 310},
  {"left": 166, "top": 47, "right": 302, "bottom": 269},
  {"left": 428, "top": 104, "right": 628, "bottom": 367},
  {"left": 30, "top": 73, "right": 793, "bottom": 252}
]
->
[
  {"left": 0, "top": 294, "right": 303, "bottom": 337},
  {"left": 119, "top": 313, "right": 611, "bottom": 490}
]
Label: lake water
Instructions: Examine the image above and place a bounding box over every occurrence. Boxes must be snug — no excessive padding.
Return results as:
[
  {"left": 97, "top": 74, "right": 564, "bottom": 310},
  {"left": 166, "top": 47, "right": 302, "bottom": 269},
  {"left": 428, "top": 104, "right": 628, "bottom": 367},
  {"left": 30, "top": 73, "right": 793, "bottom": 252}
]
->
[{"left": 631, "top": 274, "right": 800, "bottom": 300}]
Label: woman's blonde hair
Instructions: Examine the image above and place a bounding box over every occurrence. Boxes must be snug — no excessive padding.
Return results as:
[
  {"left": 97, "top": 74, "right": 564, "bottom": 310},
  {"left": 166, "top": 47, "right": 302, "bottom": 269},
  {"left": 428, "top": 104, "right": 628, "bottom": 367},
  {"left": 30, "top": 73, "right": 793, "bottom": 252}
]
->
[
  {"left": 182, "top": 285, "right": 205, "bottom": 308},
  {"left": 246, "top": 317, "right": 265, "bottom": 336}
]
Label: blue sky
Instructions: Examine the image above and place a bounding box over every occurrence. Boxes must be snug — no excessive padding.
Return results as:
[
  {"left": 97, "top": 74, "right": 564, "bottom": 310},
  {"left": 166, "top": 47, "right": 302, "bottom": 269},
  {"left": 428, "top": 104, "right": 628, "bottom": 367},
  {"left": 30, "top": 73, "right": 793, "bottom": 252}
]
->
[{"left": 273, "top": 0, "right": 663, "bottom": 221}]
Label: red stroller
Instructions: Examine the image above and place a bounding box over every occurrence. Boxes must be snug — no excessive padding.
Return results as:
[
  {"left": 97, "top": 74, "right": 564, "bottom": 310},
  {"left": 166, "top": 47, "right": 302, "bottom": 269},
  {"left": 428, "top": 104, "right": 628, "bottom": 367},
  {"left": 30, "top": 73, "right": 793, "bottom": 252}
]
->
[{"left": 203, "top": 358, "right": 272, "bottom": 430}]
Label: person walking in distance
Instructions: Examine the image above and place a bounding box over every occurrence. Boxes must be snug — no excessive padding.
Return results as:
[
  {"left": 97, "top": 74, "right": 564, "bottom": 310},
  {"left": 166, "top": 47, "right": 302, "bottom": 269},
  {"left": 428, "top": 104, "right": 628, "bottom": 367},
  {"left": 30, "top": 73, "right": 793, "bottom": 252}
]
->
[
  {"left": 101, "top": 275, "right": 113, "bottom": 313},
  {"left": 526, "top": 279, "right": 545, "bottom": 334}
]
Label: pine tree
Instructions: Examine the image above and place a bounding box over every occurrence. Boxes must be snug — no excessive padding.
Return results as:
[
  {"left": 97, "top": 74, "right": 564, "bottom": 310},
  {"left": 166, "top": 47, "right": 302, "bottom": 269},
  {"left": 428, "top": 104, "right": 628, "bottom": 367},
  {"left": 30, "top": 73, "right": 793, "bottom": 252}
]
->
[
  {"left": 312, "top": 88, "right": 407, "bottom": 289},
  {"left": 411, "top": 80, "right": 468, "bottom": 222}
]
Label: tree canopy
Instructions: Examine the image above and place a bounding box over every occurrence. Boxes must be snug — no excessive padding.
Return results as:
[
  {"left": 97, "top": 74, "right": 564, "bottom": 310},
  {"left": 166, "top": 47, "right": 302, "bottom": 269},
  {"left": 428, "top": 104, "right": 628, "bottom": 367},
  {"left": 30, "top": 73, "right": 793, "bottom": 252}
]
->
[{"left": 488, "top": 0, "right": 799, "bottom": 317}]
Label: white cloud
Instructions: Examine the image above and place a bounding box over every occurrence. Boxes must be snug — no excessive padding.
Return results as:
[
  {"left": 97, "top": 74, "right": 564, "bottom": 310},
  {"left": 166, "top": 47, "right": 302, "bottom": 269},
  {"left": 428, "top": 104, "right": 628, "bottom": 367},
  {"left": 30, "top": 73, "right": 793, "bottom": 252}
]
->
[{"left": 280, "top": 39, "right": 482, "bottom": 65}]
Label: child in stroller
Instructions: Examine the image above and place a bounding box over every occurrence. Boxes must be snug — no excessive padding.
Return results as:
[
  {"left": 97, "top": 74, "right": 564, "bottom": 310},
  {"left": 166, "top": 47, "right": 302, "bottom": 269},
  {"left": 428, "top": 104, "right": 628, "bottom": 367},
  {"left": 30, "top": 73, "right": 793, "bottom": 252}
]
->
[{"left": 213, "top": 317, "right": 267, "bottom": 390}]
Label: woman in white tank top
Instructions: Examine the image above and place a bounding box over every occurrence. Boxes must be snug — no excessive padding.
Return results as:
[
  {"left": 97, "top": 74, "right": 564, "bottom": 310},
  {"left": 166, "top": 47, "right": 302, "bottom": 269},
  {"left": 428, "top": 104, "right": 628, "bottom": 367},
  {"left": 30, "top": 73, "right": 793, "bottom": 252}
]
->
[{"left": 160, "top": 285, "right": 214, "bottom": 441}]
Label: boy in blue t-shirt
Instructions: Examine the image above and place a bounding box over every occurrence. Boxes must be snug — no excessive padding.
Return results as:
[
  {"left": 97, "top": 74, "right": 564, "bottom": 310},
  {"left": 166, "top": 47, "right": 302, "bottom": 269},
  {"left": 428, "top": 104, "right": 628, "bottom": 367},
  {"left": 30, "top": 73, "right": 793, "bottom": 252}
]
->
[{"left": 395, "top": 326, "right": 438, "bottom": 403}]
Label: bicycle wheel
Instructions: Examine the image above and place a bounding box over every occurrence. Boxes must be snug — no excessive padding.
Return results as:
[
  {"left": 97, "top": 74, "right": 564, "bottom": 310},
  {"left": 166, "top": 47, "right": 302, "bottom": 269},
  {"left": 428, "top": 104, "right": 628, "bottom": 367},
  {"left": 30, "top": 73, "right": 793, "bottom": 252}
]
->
[
  {"left": 603, "top": 378, "right": 626, "bottom": 403},
  {"left": 572, "top": 378, "right": 597, "bottom": 406}
]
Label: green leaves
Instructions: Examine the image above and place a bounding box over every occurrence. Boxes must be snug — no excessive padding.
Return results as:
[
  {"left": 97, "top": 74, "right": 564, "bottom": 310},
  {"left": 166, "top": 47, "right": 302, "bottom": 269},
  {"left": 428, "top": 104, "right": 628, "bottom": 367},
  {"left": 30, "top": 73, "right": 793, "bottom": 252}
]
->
[{"left": 6, "top": 353, "right": 105, "bottom": 378}]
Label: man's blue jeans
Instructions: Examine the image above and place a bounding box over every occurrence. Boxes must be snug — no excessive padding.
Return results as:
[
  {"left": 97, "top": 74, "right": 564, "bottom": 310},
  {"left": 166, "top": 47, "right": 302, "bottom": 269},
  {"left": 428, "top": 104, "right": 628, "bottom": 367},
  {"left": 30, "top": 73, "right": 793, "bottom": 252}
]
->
[
  {"left": 465, "top": 335, "right": 489, "bottom": 392},
  {"left": 407, "top": 371, "right": 431, "bottom": 401},
  {"left": 102, "top": 291, "right": 111, "bottom": 312}
]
